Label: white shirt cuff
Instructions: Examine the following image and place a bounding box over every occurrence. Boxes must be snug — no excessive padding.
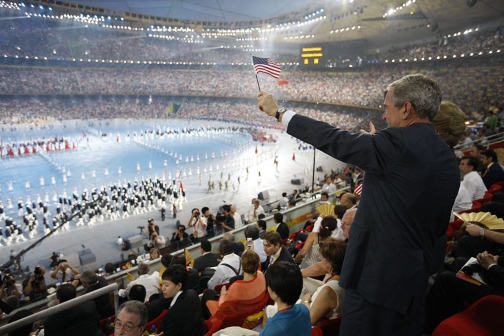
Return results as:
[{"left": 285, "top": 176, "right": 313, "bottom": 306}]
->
[{"left": 281, "top": 110, "right": 296, "bottom": 126}]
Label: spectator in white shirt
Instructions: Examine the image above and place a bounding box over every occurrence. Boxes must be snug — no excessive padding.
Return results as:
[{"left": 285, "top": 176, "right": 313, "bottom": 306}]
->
[
  {"left": 188, "top": 208, "right": 207, "bottom": 242},
  {"left": 279, "top": 192, "right": 289, "bottom": 208},
  {"left": 230, "top": 205, "right": 242, "bottom": 229},
  {"left": 312, "top": 204, "right": 347, "bottom": 241},
  {"left": 207, "top": 240, "right": 242, "bottom": 290},
  {"left": 460, "top": 156, "right": 487, "bottom": 200},
  {"left": 244, "top": 224, "right": 267, "bottom": 263},
  {"left": 321, "top": 177, "right": 337, "bottom": 195},
  {"left": 245, "top": 199, "right": 265, "bottom": 223},
  {"left": 119, "top": 262, "right": 160, "bottom": 302}
]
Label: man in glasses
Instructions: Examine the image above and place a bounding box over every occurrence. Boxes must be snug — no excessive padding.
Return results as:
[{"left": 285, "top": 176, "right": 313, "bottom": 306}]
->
[{"left": 114, "top": 301, "right": 150, "bottom": 336}]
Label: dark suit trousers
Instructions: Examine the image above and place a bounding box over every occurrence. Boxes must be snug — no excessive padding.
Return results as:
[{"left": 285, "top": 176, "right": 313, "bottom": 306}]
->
[
  {"left": 455, "top": 235, "right": 501, "bottom": 259},
  {"left": 340, "top": 289, "right": 424, "bottom": 336},
  {"left": 423, "top": 270, "right": 504, "bottom": 334}
]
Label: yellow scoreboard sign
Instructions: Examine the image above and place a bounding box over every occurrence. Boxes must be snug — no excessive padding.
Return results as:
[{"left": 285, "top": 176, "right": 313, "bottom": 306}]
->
[{"left": 301, "top": 46, "right": 324, "bottom": 65}]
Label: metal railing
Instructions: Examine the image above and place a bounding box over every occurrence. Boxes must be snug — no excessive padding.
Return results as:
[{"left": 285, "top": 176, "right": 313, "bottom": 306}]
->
[{"left": 0, "top": 283, "right": 119, "bottom": 335}]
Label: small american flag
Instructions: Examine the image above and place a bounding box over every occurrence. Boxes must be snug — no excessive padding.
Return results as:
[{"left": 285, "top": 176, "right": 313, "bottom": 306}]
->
[
  {"left": 354, "top": 182, "right": 363, "bottom": 196},
  {"left": 252, "top": 56, "right": 281, "bottom": 78}
]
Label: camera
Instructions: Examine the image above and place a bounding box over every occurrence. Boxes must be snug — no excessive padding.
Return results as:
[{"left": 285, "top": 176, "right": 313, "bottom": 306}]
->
[
  {"left": 34, "top": 266, "right": 44, "bottom": 281},
  {"left": 194, "top": 211, "right": 200, "bottom": 217},
  {"left": 137, "top": 226, "right": 145, "bottom": 230},
  {"left": 2, "top": 275, "right": 15, "bottom": 287}
]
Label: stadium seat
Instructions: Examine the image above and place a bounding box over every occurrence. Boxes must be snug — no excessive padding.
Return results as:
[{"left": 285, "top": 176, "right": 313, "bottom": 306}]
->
[
  {"left": 213, "top": 283, "right": 230, "bottom": 294},
  {"left": 311, "top": 327, "right": 323, "bottom": 336},
  {"left": 488, "top": 184, "right": 502, "bottom": 194},
  {"left": 204, "top": 318, "right": 223, "bottom": 336},
  {"left": 432, "top": 295, "right": 504, "bottom": 336},
  {"left": 214, "top": 292, "right": 270, "bottom": 328},
  {"left": 145, "top": 309, "right": 168, "bottom": 333},
  {"left": 316, "top": 317, "right": 342, "bottom": 336}
]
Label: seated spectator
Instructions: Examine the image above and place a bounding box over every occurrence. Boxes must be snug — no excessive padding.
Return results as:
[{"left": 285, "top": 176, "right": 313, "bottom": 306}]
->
[
  {"left": 257, "top": 219, "right": 267, "bottom": 239},
  {"left": 114, "top": 301, "right": 149, "bottom": 336},
  {"left": 453, "top": 216, "right": 504, "bottom": 259},
  {"left": 50, "top": 259, "right": 80, "bottom": 283},
  {"left": 301, "top": 209, "right": 356, "bottom": 278},
  {"left": 273, "top": 213, "right": 289, "bottom": 240},
  {"left": 322, "top": 177, "right": 337, "bottom": 195},
  {"left": 481, "top": 149, "right": 504, "bottom": 189},
  {"left": 128, "top": 284, "right": 146, "bottom": 303},
  {"left": 459, "top": 156, "right": 487, "bottom": 200},
  {"left": 170, "top": 255, "right": 199, "bottom": 293},
  {"left": 432, "top": 101, "right": 466, "bottom": 148},
  {"left": 193, "top": 239, "right": 220, "bottom": 273},
  {"left": 299, "top": 238, "right": 347, "bottom": 325},
  {"left": 202, "top": 250, "right": 266, "bottom": 320},
  {"left": 319, "top": 192, "right": 330, "bottom": 205},
  {"left": 245, "top": 199, "right": 266, "bottom": 224},
  {"left": 207, "top": 239, "right": 242, "bottom": 290},
  {"left": 295, "top": 216, "right": 337, "bottom": 269},
  {"left": 261, "top": 231, "right": 294, "bottom": 273},
  {"left": 244, "top": 225, "right": 267, "bottom": 263},
  {"left": 261, "top": 262, "right": 312, "bottom": 336},
  {"left": 161, "top": 264, "right": 206, "bottom": 336},
  {"left": 7, "top": 309, "right": 34, "bottom": 336},
  {"left": 44, "top": 284, "right": 104, "bottom": 336},
  {"left": 279, "top": 192, "right": 289, "bottom": 207},
  {"left": 119, "top": 262, "right": 160, "bottom": 303},
  {"left": 22, "top": 266, "right": 47, "bottom": 301},
  {"left": 223, "top": 232, "right": 244, "bottom": 256},
  {"left": 340, "top": 193, "right": 357, "bottom": 209},
  {"left": 312, "top": 204, "right": 347, "bottom": 241},
  {"left": 78, "top": 270, "right": 115, "bottom": 319},
  {"left": 158, "top": 254, "right": 173, "bottom": 279},
  {"left": 104, "top": 262, "right": 115, "bottom": 276},
  {"left": 423, "top": 251, "right": 504, "bottom": 334},
  {"left": 149, "top": 248, "right": 160, "bottom": 260}
]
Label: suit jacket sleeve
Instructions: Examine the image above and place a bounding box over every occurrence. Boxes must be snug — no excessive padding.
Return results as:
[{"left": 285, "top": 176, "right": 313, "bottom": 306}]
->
[
  {"left": 163, "top": 310, "right": 182, "bottom": 336},
  {"left": 287, "top": 114, "right": 403, "bottom": 175}
]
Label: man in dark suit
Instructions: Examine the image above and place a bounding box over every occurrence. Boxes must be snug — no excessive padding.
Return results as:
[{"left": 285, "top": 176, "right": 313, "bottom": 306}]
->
[
  {"left": 261, "top": 231, "right": 294, "bottom": 273},
  {"left": 258, "top": 74, "right": 459, "bottom": 335},
  {"left": 424, "top": 251, "right": 504, "bottom": 333},
  {"left": 115, "top": 301, "right": 150, "bottom": 336},
  {"left": 44, "top": 284, "right": 104, "bottom": 336},
  {"left": 78, "top": 270, "right": 115, "bottom": 319},
  {"left": 481, "top": 149, "right": 504, "bottom": 189},
  {"left": 193, "top": 239, "right": 220, "bottom": 273},
  {"left": 161, "top": 265, "right": 206, "bottom": 336},
  {"left": 273, "top": 213, "right": 289, "bottom": 240}
]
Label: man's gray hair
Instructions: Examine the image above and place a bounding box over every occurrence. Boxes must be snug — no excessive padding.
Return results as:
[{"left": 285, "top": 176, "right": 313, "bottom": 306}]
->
[
  {"left": 118, "top": 300, "right": 149, "bottom": 327},
  {"left": 387, "top": 74, "right": 442, "bottom": 121},
  {"left": 137, "top": 262, "right": 150, "bottom": 275},
  {"left": 222, "top": 232, "right": 235, "bottom": 243},
  {"left": 80, "top": 270, "right": 98, "bottom": 285}
]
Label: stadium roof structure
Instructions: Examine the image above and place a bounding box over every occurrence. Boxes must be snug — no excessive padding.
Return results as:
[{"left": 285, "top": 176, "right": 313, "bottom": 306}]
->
[{"left": 64, "top": 0, "right": 504, "bottom": 46}]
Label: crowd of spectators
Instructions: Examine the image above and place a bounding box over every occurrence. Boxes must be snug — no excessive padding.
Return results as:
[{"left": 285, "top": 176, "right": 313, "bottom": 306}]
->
[
  {"left": 0, "top": 96, "right": 367, "bottom": 132},
  {"left": 0, "top": 63, "right": 502, "bottom": 116},
  {"left": 370, "top": 28, "right": 504, "bottom": 62},
  {"left": 0, "top": 8, "right": 503, "bottom": 67}
]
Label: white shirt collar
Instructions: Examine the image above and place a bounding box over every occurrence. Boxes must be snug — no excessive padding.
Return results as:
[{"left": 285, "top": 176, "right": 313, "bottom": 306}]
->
[{"left": 169, "top": 290, "right": 183, "bottom": 308}]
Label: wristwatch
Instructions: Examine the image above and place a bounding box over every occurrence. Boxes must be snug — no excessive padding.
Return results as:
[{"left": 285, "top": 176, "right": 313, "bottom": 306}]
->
[
  {"left": 480, "top": 228, "right": 486, "bottom": 239},
  {"left": 275, "top": 107, "right": 287, "bottom": 121}
]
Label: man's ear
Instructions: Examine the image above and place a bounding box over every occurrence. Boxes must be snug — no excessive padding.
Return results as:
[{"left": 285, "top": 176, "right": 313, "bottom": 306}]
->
[{"left": 402, "top": 101, "right": 414, "bottom": 120}]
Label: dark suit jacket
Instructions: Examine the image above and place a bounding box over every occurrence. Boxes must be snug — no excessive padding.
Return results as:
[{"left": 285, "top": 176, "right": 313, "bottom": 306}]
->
[
  {"left": 193, "top": 253, "right": 220, "bottom": 273},
  {"left": 162, "top": 289, "right": 206, "bottom": 336},
  {"left": 44, "top": 301, "right": 104, "bottom": 336},
  {"left": 261, "top": 246, "right": 294, "bottom": 273},
  {"left": 276, "top": 222, "right": 290, "bottom": 240},
  {"left": 287, "top": 114, "right": 459, "bottom": 314},
  {"left": 483, "top": 163, "right": 504, "bottom": 189},
  {"left": 85, "top": 276, "right": 115, "bottom": 319}
]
